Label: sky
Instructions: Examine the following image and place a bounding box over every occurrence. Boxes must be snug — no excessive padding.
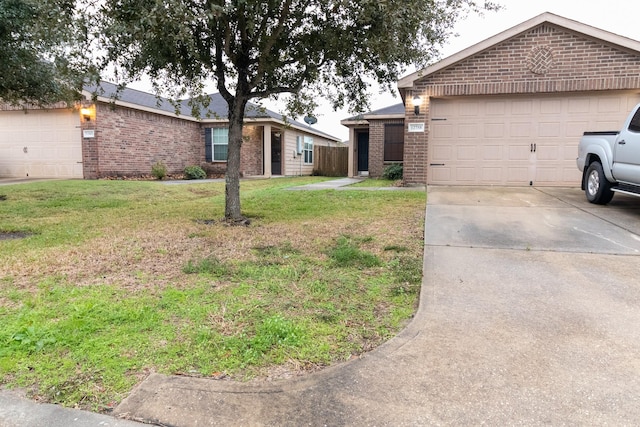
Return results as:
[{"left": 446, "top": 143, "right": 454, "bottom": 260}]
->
[{"left": 126, "top": 0, "right": 640, "bottom": 141}]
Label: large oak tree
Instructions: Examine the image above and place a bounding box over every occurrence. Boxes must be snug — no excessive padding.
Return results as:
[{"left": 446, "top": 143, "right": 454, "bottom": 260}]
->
[{"left": 93, "top": 0, "right": 499, "bottom": 222}]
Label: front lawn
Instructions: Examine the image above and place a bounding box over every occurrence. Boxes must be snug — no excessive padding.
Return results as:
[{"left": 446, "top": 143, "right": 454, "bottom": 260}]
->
[{"left": 0, "top": 177, "right": 425, "bottom": 412}]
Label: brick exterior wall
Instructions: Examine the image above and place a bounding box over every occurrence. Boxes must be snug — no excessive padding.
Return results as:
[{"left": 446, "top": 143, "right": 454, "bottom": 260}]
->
[
  {"left": 401, "top": 23, "right": 640, "bottom": 185},
  {"left": 84, "top": 103, "right": 202, "bottom": 178},
  {"left": 202, "top": 124, "right": 264, "bottom": 177},
  {"left": 367, "top": 119, "right": 405, "bottom": 178},
  {"left": 81, "top": 102, "right": 266, "bottom": 178},
  {"left": 240, "top": 125, "right": 263, "bottom": 176}
]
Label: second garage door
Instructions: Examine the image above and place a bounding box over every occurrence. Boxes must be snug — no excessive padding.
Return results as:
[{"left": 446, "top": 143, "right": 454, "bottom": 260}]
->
[
  {"left": 0, "top": 109, "right": 83, "bottom": 179},
  {"left": 428, "top": 91, "right": 640, "bottom": 186}
]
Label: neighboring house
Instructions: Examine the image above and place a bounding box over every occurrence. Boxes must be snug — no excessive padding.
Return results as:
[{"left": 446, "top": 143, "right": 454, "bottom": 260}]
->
[
  {"left": 341, "top": 103, "right": 406, "bottom": 178},
  {"left": 0, "top": 81, "right": 340, "bottom": 179},
  {"left": 342, "top": 12, "right": 640, "bottom": 186}
]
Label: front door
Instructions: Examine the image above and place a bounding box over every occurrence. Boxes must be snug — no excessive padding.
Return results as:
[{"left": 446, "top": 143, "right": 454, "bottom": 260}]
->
[
  {"left": 271, "top": 131, "right": 282, "bottom": 175},
  {"left": 357, "top": 131, "right": 369, "bottom": 173}
]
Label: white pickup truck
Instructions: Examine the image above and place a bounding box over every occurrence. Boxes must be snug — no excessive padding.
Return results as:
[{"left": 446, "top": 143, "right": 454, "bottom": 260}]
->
[{"left": 577, "top": 104, "right": 640, "bottom": 204}]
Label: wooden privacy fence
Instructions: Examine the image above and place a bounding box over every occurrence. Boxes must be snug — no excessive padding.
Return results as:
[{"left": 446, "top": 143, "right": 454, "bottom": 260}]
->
[{"left": 314, "top": 145, "right": 348, "bottom": 177}]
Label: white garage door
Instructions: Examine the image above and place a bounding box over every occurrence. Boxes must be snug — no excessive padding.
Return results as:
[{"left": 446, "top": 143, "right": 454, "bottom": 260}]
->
[
  {"left": 0, "top": 109, "right": 83, "bottom": 178},
  {"left": 428, "top": 92, "right": 640, "bottom": 186}
]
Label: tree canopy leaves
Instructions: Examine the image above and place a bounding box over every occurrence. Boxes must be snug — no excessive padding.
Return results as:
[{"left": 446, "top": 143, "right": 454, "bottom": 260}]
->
[
  {"left": 95, "top": 0, "right": 499, "bottom": 115},
  {"left": 0, "top": 0, "right": 87, "bottom": 105}
]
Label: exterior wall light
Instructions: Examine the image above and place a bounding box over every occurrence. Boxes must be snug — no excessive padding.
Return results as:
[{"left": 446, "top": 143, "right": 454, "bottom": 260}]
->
[
  {"left": 80, "top": 107, "right": 92, "bottom": 122},
  {"left": 412, "top": 95, "right": 422, "bottom": 115}
]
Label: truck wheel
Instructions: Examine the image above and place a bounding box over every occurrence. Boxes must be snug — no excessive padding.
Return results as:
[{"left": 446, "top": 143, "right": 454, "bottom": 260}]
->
[{"left": 584, "top": 162, "right": 614, "bottom": 204}]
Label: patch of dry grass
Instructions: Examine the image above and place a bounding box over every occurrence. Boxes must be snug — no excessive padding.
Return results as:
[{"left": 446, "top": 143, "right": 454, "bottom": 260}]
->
[{"left": 0, "top": 178, "right": 425, "bottom": 410}]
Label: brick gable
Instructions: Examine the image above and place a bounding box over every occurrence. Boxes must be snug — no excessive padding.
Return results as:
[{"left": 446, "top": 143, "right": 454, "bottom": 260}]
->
[{"left": 417, "top": 24, "right": 640, "bottom": 97}]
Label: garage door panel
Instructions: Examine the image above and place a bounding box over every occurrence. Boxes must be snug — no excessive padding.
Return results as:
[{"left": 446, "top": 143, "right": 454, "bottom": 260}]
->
[
  {"left": 459, "top": 124, "right": 477, "bottom": 138},
  {"left": 456, "top": 146, "right": 477, "bottom": 161},
  {"left": 540, "top": 99, "right": 563, "bottom": 114},
  {"left": 457, "top": 167, "right": 477, "bottom": 182},
  {"left": 510, "top": 122, "right": 532, "bottom": 137},
  {"left": 591, "top": 120, "right": 622, "bottom": 132},
  {"left": 536, "top": 142, "right": 560, "bottom": 161},
  {"left": 432, "top": 123, "right": 454, "bottom": 138},
  {"left": 563, "top": 168, "right": 582, "bottom": 183},
  {"left": 508, "top": 145, "right": 530, "bottom": 161},
  {"left": 481, "top": 167, "right": 503, "bottom": 182},
  {"left": 598, "top": 97, "right": 623, "bottom": 113},
  {"left": 566, "top": 121, "right": 590, "bottom": 137},
  {"left": 428, "top": 92, "right": 640, "bottom": 186},
  {"left": 483, "top": 145, "right": 502, "bottom": 160},
  {"left": 568, "top": 98, "right": 591, "bottom": 113},
  {"left": 538, "top": 122, "right": 562, "bottom": 138},
  {"left": 0, "top": 110, "right": 82, "bottom": 178},
  {"left": 507, "top": 167, "right": 530, "bottom": 183},
  {"left": 486, "top": 101, "right": 506, "bottom": 115},
  {"left": 535, "top": 167, "right": 559, "bottom": 183},
  {"left": 431, "top": 100, "right": 455, "bottom": 117},
  {"left": 431, "top": 145, "right": 452, "bottom": 162},
  {"left": 484, "top": 123, "right": 505, "bottom": 138},
  {"left": 459, "top": 102, "right": 479, "bottom": 116},
  {"left": 431, "top": 167, "right": 452, "bottom": 182},
  {"left": 511, "top": 100, "right": 533, "bottom": 115}
]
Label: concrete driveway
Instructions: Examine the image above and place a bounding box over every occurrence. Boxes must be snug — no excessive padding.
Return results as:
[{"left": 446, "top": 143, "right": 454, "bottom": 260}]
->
[{"left": 111, "top": 186, "right": 640, "bottom": 426}]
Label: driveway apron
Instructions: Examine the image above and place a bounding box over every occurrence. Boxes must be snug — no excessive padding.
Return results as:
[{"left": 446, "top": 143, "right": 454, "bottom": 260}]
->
[{"left": 114, "top": 186, "right": 640, "bottom": 426}]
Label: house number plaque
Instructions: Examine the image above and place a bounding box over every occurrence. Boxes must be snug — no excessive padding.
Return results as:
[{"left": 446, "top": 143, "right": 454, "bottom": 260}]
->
[{"left": 408, "top": 123, "right": 425, "bottom": 133}]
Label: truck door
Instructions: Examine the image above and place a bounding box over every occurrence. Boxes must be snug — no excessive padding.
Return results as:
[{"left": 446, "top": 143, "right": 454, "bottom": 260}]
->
[{"left": 612, "top": 108, "right": 640, "bottom": 184}]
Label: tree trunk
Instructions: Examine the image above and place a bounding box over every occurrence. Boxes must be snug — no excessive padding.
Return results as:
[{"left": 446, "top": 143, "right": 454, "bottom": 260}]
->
[{"left": 224, "top": 97, "right": 248, "bottom": 223}]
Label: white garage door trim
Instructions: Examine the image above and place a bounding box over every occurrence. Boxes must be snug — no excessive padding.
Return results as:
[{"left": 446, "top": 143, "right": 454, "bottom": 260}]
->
[
  {"left": 428, "top": 91, "right": 640, "bottom": 186},
  {"left": 0, "top": 109, "right": 83, "bottom": 179}
]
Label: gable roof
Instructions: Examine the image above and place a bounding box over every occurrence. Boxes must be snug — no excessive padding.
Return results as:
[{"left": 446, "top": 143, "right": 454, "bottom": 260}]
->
[
  {"left": 398, "top": 12, "right": 640, "bottom": 91},
  {"left": 340, "top": 103, "right": 405, "bottom": 125},
  {"left": 83, "top": 81, "right": 340, "bottom": 141}
]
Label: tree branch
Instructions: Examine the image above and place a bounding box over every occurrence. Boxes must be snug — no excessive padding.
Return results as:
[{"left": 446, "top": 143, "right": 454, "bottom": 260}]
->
[{"left": 250, "top": 0, "right": 292, "bottom": 88}]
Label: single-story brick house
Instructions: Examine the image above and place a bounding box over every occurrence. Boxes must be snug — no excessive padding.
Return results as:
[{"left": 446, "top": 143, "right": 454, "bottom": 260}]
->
[
  {"left": 342, "top": 12, "right": 640, "bottom": 186},
  {"left": 0, "top": 81, "right": 340, "bottom": 179}
]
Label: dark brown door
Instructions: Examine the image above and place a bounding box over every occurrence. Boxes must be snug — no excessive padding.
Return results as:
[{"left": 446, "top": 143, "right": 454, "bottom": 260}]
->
[
  {"left": 357, "top": 131, "right": 369, "bottom": 172},
  {"left": 271, "top": 131, "right": 282, "bottom": 175}
]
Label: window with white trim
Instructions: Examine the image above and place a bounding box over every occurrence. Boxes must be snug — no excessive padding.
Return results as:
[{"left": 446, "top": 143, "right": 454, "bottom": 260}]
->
[
  {"left": 303, "top": 136, "right": 313, "bottom": 164},
  {"left": 206, "top": 128, "right": 229, "bottom": 162}
]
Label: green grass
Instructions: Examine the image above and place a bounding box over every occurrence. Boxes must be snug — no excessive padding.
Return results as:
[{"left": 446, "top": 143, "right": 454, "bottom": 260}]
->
[
  {"left": 348, "top": 178, "right": 400, "bottom": 187},
  {"left": 0, "top": 177, "right": 425, "bottom": 412}
]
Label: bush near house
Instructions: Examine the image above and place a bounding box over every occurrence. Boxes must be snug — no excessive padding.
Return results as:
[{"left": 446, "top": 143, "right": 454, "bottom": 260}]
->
[
  {"left": 151, "top": 161, "right": 168, "bottom": 180},
  {"left": 183, "top": 165, "right": 207, "bottom": 180},
  {"left": 382, "top": 164, "right": 403, "bottom": 180}
]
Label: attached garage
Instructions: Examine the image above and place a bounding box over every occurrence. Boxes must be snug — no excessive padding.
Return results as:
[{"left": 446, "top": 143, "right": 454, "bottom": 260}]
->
[
  {"left": 345, "top": 12, "right": 640, "bottom": 187},
  {"left": 396, "top": 12, "right": 640, "bottom": 187},
  {"left": 428, "top": 92, "right": 640, "bottom": 186},
  {"left": 0, "top": 109, "right": 83, "bottom": 178}
]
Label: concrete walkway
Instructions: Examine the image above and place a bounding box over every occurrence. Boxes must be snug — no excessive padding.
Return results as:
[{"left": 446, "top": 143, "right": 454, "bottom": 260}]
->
[
  {"left": 110, "top": 186, "right": 640, "bottom": 426},
  {"left": 287, "top": 177, "right": 426, "bottom": 191},
  {"left": 286, "top": 177, "right": 365, "bottom": 190},
  {"left": 0, "top": 178, "right": 62, "bottom": 186},
  {"left": 2, "top": 186, "right": 639, "bottom": 426},
  {"left": 0, "top": 389, "right": 146, "bottom": 427}
]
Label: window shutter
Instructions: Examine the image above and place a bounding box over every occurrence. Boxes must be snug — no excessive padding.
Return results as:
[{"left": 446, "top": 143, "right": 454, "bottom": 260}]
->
[
  {"left": 205, "top": 128, "right": 212, "bottom": 162},
  {"left": 384, "top": 124, "right": 404, "bottom": 162}
]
